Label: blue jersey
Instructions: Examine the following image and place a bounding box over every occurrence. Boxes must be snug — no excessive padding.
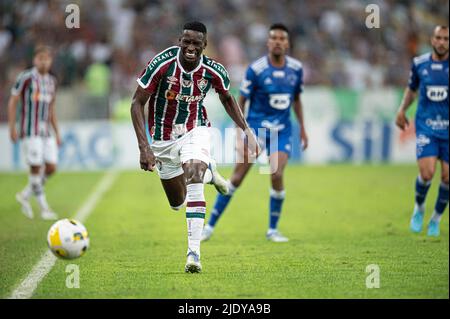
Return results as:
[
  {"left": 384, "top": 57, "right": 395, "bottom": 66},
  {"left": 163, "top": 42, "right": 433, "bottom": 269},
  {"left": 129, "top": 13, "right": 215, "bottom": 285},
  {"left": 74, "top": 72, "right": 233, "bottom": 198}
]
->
[
  {"left": 408, "top": 52, "right": 449, "bottom": 140},
  {"left": 240, "top": 55, "right": 303, "bottom": 132}
]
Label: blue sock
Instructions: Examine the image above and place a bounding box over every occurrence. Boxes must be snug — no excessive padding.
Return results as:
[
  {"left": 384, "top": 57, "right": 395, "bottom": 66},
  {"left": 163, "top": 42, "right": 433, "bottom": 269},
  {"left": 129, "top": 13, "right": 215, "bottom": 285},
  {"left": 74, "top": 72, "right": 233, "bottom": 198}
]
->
[
  {"left": 208, "top": 182, "right": 236, "bottom": 227},
  {"left": 415, "top": 175, "right": 431, "bottom": 210},
  {"left": 434, "top": 182, "right": 449, "bottom": 216},
  {"left": 269, "top": 189, "right": 285, "bottom": 230}
]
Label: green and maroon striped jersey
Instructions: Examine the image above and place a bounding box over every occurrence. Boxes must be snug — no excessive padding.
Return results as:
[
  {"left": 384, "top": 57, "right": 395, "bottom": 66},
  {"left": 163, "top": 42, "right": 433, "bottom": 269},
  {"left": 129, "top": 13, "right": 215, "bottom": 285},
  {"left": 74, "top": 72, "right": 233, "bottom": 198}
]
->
[
  {"left": 11, "top": 67, "right": 57, "bottom": 138},
  {"left": 137, "top": 46, "right": 230, "bottom": 141}
]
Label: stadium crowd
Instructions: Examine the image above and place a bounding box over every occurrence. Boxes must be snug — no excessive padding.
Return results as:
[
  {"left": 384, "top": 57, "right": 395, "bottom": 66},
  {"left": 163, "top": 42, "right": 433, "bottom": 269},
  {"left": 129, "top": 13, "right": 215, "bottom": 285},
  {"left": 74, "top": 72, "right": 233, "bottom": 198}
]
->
[{"left": 0, "top": 0, "right": 448, "bottom": 120}]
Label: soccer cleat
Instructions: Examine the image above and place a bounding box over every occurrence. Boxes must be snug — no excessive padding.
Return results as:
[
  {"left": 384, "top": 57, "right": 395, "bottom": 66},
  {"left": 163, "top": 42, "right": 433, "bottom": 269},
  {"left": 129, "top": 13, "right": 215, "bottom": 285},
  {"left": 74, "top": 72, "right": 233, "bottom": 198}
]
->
[
  {"left": 209, "top": 160, "right": 229, "bottom": 195},
  {"left": 427, "top": 220, "right": 440, "bottom": 237},
  {"left": 41, "top": 210, "right": 58, "bottom": 221},
  {"left": 185, "top": 251, "right": 202, "bottom": 273},
  {"left": 266, "top": 230, "right": 289, "bottom": 242},
  {"left": 410, "top": 209, "right": 424, "bottom": 233},
  {"left": 201, "top": 224, "right": 214, "bottom": 242},
  {"left": 15, "top": 193, "right": 34, "bottom": 219}
]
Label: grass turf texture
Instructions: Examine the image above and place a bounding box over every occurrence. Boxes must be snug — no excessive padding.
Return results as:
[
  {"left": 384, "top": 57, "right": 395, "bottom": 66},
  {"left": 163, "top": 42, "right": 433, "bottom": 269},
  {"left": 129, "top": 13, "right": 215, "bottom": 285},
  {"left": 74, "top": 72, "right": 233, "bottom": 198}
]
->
[{"left": 0, "top": 165, "right": 448, "bottom": 298}]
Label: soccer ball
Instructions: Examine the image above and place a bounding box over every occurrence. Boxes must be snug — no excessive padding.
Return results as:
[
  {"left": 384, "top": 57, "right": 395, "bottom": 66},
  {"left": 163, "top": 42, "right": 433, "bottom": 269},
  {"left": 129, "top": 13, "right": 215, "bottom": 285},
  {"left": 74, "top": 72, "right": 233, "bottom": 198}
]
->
[{"left": 47, "top": 219, "right": 90, "bottom": 259}]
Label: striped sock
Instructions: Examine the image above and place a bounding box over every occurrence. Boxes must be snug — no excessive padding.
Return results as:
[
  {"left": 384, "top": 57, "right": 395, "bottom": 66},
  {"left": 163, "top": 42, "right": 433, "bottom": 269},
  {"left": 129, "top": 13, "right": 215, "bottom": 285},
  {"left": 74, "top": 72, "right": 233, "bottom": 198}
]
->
[{"left": 186, "top": 183, "right": 205, "bottom": 257}]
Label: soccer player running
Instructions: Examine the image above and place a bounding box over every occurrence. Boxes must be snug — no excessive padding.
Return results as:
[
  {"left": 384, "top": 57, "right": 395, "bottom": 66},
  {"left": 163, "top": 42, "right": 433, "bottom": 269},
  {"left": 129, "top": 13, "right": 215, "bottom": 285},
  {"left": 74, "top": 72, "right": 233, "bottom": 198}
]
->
[
  {"left": 396, "top": 25, "right": 449, "bottom": 237},
  {"left": 131, "top": 22, "right": 259, "bottom": 273},
  {"left": 202, "top": 23, "right": 309, "bottom": 243},
  {"left": 8, "top": 45, "right": 61, "bottom": 220}
]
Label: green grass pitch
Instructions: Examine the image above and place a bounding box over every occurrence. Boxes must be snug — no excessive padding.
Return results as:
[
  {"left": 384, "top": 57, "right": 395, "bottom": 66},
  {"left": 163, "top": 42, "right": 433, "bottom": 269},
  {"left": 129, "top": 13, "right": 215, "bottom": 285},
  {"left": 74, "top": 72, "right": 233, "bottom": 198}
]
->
[{"left": 0, "top": 165, "right": 448, "bottom": 298}]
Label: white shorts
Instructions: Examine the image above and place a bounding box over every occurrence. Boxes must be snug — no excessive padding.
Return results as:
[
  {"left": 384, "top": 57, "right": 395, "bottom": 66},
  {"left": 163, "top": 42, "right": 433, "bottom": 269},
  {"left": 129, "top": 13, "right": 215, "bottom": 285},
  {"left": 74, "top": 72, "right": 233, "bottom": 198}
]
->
[
  {"left": 22, "top": 136, "right": 58, "bottom": 166},
  {"left": 150, "top": 126, "right": 211, "bottom": 180}
]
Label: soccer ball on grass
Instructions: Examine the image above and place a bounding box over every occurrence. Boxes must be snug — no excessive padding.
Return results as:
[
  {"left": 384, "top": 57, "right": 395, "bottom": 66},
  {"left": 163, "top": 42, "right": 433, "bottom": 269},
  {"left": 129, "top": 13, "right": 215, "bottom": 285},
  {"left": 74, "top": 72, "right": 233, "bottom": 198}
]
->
[{"left": 47, "top": 219, "right": 90, "bottom": 259}]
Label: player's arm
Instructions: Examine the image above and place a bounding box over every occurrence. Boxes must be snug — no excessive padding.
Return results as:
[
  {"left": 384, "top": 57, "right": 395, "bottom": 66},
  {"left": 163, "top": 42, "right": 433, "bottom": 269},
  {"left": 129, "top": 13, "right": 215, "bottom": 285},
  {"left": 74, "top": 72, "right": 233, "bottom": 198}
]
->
[
  {"left": 130, "top": 86, "right": 156, "bottom": 171},
  {"left": 293, "top": 94, "right": 308, "bottom": 150},
  {"left": 7, "top": 94, "right": 20, "bottom": 143},
  {"left": 395, "top": 88, "right": 417, "bottom": 131},
  {"left": 218, "top": 91, "right": 260, "bottom": 156},
  {"left": 49, "top": 97, "right": 62, "bottom": 146}
]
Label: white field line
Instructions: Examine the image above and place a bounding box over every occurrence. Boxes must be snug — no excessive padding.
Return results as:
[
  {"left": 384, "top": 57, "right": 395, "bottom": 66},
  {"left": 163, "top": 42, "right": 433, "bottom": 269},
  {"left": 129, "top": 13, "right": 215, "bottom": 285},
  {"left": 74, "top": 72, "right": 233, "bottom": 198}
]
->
[{"left": 8, "top": 170, "right": 118, "bottom": 299}]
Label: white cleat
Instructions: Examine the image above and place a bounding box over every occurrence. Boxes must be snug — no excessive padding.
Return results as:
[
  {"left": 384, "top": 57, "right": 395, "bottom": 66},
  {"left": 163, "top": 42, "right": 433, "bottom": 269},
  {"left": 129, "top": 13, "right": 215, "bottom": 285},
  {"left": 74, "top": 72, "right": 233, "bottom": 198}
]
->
[
  {"left": 201, "top": 224, "right": 214, "bottom": 242},
  {"left": 209, "top": 160, "right": 229, "bottom": 195},
  {"left": 185, "top": 251, "right": 202, "bottom": 273},
  {"left": 15, "top": 193, "right": 34, "bottom": 219},
  {"left": 41, "top": 210, "right": 58, "bottom": 220},
  {"left": 266, "top": 230, "right": 289, "bottom": 243}
]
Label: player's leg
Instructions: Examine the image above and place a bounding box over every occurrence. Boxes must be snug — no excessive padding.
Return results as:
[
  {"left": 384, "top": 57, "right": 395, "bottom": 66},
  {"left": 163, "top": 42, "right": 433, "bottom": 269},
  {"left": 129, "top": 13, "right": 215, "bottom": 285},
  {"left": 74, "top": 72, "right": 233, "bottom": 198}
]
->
[
  {"left": 427, "top": 142, "right": 449, "bottom": 236},
  {"left": 160, "top": 173, "right": 187, "bottom": 210},
  {"left": 16, "top": 137, "right": 45, "bottom": 219},
  {"left": 36, "top": 136, "right": 59, "bottom": 219},
  {"left": 182, "top": 160, "right": 208, "bottom": 273},
  {"left": 179, "top": 126, "right": 212, "bottom": 273},
  {"left": 202, "top": 126, "right": 258, "bottom": 241},
  {"left": 202, "top": 161, "right": 254, "bottom": 241},
  {"left": 267, "top": 150, "right": 289, "bottom": 242},
  {"left": 410, "top": 156, "right": 437, "bottom": 232}
]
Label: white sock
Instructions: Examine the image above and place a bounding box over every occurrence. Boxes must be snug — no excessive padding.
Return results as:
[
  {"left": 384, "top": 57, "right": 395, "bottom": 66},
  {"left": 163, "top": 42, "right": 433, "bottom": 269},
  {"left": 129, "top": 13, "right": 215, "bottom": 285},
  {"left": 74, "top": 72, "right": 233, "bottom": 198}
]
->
[
  {"left": 414, "top": 203, "right": 425, "bottom": 214},
  {"left": 21, "top": 176, "right": 33, "bottom": 199},
  {"left": 186, "top": 183, "right": 205, "bottom": 257},
  {"left": 430, "top": 211, "right": 443, "bottom": 223},
  {"left": 30, "top": 174, "right": 49, "bottom": 211}
]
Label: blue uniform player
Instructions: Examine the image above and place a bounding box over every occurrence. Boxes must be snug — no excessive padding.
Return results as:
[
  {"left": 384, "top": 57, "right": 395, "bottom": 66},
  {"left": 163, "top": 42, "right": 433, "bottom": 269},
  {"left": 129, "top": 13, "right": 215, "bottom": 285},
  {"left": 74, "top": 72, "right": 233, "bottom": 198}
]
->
[
  {"left": 396, "top": 25, "right": 449, "bottom": 237},
  {"left": 202, "top": 24, "right": 309, "bottom": 242}
]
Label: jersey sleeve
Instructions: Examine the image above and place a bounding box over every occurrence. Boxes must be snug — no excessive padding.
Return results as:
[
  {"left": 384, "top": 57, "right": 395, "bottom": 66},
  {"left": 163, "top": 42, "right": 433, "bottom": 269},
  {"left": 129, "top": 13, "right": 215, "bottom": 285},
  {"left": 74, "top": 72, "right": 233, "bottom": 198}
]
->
[
  {"left": 239, "top": 67, "right": 257, "bottom": 99},
  {"left": 211, "top": 67, "right": 231, "bottom": 95},
  {"left": 11, "top": 72, "right": 27, "bottom": 96},
  {"left": 408, "top": 61, "right": 419, "bottom": 91},
  {"left": 136, "top": 60, "right": 163, "bottom": 94},
  {"left": 295, "top": 68, "right": 304, "bottom": 95}
]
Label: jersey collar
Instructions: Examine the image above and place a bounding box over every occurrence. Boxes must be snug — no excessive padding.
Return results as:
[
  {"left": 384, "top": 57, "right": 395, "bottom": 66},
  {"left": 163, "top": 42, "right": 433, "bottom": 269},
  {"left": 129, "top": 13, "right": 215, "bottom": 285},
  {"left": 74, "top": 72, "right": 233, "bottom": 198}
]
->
[{"left": 176, "top": 47, "right": 203, "bottom": 74}]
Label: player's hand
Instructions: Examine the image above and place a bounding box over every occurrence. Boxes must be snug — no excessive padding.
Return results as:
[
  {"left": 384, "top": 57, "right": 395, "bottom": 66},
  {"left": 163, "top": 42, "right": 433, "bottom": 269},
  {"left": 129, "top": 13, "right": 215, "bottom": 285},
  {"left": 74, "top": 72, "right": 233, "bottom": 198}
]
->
[
  {"left": 300, "top": 127, "right": 308, "bottom": 150},
  {"left": 395, "top": 110, "right": 409, "bottom": 131},
  {"left": 55, "top": 134, "right": 62, "bottom": 147},
  {"left": 139, "top": 145, "right": 156, "bottom": 172},
  {"left": 244, "top": 128, "right": 261, "bottom": 158},
  {"left": 10, "top": 128, "right": 18, "bottom": 143}
]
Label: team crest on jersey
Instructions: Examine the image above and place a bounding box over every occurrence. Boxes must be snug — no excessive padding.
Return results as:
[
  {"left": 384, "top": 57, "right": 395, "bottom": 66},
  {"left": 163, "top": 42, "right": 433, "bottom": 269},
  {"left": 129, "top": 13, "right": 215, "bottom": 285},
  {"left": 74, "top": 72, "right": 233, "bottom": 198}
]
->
[
  {"left": 182, "top": 79, "right": 193, "bottom": 87},
  {"left": 197, "top": 78, "right": 208, "bottom": 91}
]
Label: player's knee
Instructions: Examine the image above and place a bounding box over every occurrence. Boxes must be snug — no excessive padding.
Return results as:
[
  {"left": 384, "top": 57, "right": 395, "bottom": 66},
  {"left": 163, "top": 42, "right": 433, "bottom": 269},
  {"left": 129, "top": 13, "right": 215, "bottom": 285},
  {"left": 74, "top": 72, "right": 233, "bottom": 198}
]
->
[
  {"left": 441, "top": 174, "right": 449, "bottom": 185},
  {"left": 45, "top": 164, "right": 57, "bottom": 176},
  {"left": 420, "top": 170, "right": 435, "bottom": 182},
  {"left": 169, "top": 197, "right": 186, "bottom": 211},
  {"left": 271, "top": 170, "right": 283, "bottom": 183},
  {"left": 185, "top": 167, "right": 204, "bottom": 184}
]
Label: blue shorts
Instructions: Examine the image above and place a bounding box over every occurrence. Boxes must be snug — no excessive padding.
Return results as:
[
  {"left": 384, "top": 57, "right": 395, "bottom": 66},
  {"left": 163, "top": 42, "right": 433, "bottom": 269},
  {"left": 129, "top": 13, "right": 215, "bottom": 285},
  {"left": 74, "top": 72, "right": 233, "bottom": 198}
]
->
[
  {"left": 248, "top": 122, "right": 292, "bottom": 157},
  {"left": 416, "top": 132, "right": 449, "bottom": 163}
]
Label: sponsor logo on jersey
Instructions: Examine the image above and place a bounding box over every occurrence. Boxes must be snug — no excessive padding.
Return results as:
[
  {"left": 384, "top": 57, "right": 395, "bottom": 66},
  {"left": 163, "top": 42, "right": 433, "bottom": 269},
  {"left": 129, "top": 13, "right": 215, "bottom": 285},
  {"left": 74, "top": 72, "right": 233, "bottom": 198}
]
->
[
  {"left": 273, "top": 71, "right": 285, "bottom": 78},
  {"left": 426, "top": 116, "right": 449, "bottom": 130},
  {"left": 269, "top": 93, "right": 291, "bottom": 110},
  {"left": 197, "top": 78, "right": 208, "bottom": 91},
  {"left": 431, "top": 64, "right": 443, "bottom": 70},
  {"left": 416, "top": 134, "right": 431, "bottom": 147},
  {"left": 165, "top": 89, "right": 205, "bottom": 103},
  {"left": 166, "top": 76, "right": 178, "bottom": 85},
  {"left": 426, "top": 85, "right": 448, "bottom": 102}
]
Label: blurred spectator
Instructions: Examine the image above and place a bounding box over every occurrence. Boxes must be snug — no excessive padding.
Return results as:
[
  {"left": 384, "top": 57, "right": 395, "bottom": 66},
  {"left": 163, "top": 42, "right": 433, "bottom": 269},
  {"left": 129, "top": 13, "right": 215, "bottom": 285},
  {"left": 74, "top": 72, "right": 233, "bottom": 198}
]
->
[{"left": 0, "top": 0, "right": 448, "bottom": 121}]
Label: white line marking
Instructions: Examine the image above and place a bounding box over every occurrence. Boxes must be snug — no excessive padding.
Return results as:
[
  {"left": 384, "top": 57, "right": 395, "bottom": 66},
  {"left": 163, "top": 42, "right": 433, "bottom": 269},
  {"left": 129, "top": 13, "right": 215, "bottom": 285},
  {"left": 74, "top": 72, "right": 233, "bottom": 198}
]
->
[{"left": 8, "top": 170, "right": 118, "bottom": 299}]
